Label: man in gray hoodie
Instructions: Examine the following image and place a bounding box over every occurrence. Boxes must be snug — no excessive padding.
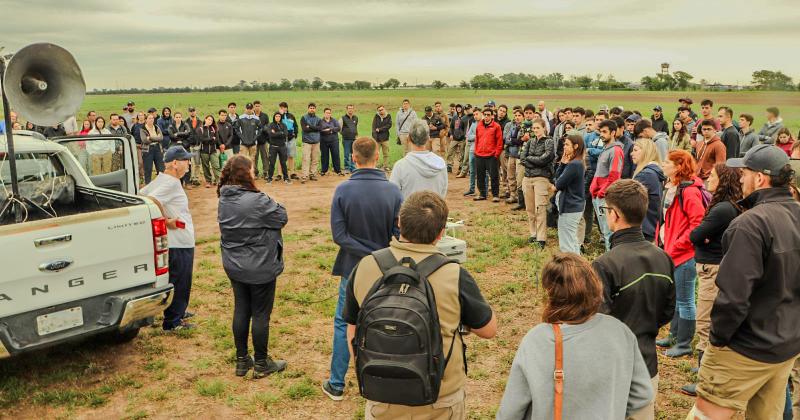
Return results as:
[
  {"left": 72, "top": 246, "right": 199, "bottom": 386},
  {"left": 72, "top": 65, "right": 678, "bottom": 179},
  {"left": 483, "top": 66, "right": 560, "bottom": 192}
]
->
[
  {"left": 390, "top": 120, "right": 448, "bottom": 199},
  {"left": 757, "top": 107, "right": 784, "bottom": 144},
  {"left": 634, "top": 119, "right": 669, "bottom": 161},
  {"left": 396, "top": 99, "right": 418, "bottom": 156}
]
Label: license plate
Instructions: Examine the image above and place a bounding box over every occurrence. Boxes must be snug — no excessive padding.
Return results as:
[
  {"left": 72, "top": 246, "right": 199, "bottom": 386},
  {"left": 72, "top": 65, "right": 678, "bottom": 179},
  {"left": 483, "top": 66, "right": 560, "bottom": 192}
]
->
[{"left": 36, "top": 307, "right": 84, "bottom": 336}]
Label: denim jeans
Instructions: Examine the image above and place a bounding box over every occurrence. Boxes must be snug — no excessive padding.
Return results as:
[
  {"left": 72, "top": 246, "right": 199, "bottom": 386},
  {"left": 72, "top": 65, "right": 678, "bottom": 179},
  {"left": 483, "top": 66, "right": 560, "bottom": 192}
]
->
[
  {"left": 342, "top": 139, "right": 356, "bottom": 172},
  {"left": 328, "top": 276, "right": 350, "bottom": 391},
  {"left": 674, "top": 258, "right": 697, "bottom": 320},
  {"left": 142, "top": 145, "right": 165, "bottom": 184},
  {"left": 592, "top": 197, "right": 612, "bottom": 251},
  {"left": 557, "top": 211, "right": 583, "bottom": 254},
  {"left": 468, "top": 150, "right": 476, "bottom": 192}
]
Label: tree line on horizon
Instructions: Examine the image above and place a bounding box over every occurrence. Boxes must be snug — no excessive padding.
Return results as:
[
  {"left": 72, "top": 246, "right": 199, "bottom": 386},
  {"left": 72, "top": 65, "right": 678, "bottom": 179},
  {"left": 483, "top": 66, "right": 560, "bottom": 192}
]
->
[{"left": 88, "top": 70, "right": 798, "bottom": 95}]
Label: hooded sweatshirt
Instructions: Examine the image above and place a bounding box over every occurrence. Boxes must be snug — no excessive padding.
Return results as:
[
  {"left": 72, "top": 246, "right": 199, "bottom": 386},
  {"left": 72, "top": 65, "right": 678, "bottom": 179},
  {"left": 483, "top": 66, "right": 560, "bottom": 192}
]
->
[
  {"left": 757, "top": 118, "right": 784, "bottom": 144},
  {"left": 652, "top": 132, "right": 669, "bottom": 161},
  {"left": 633, "top": 163, "right": 666, "bottom": 241},
  {"left": 389, "top": 151, "right": 448, "bottom": 199}
]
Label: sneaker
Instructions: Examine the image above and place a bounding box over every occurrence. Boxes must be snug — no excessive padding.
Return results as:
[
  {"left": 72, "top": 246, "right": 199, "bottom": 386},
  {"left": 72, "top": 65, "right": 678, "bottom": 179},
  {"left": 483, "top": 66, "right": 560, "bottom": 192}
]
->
[
  {"left": 164, "top": 322, "right": 195, "bottom": 332},
  {"left": 473, "top": 196, "right": 487, "bottom": 201},
  {"left": 235, "top": 355, "right": 254, "bottom": 377},
  {"left": 275, "top": 175, "right": 283, "bottom": 181},
  {"left": 252, "top": 357, "right": 287, "bottom": 379},
  {"left": 290, "top": 174, "right": 300, "bottom": 180},
  {"left": 337, "top": 172, "right": 345, "bottom": 176},
  {"left": 527, "top": 236, "right": 537, "bottom": 244},
  {"left": 319, "top": 172, "right": 327, "bottom": 177},
  {"left": 455, "top": 173, "right": 466, "bottom": 178},
  {"left": 310, "top": 175, "right": 318, "bottom": 181},
  {"left": 321, "top": 381, "right": 344, "bottom": 401},
  {"left": 463, "top": 190, "right": 475, "bottom": 197},
  {"left": 492, "top": 197, "right": 500, "bottom": 203},
  {"left": 284, "top": 179, "right": 292, "bottom": 185},
  {"left": 266, "top": 178, "right": 272, "bottom": 184},
  {"left": 301, "top": 178, "right": 307, "bottom": 184},
  {"left": 537, "top": 241, "right": 546, "bottom": 248},
  {"left": 505, "top": 197, "right": 517, "bottom": 204},
  {"left": 182, "top": 311, "right": 195, "bottom": 320},
  {"left": 680, "top": 383, "right": 697, "bottom": 397},
  {"left": 511, "top": 203, "right": 525, "bottom": 211}
]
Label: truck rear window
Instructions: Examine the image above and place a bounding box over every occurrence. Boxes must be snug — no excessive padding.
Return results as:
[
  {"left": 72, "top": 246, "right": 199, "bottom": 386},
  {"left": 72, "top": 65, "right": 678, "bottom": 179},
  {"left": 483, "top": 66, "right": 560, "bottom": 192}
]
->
[{"left": 0, "top": 152, "right": 66, "bottom": 185}]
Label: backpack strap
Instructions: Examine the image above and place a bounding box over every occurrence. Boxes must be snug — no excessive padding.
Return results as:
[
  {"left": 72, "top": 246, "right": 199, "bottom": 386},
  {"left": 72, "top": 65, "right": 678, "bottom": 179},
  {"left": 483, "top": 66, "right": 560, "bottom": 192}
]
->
[
  {"left": 372, "top": 248, "right": 399, "bottom": 274},
  {"left": 552, "top": 323, "right": 564, "bottom": 420},
  {"left": 414, "top": 253, "right": 456, "bottom": 279}
]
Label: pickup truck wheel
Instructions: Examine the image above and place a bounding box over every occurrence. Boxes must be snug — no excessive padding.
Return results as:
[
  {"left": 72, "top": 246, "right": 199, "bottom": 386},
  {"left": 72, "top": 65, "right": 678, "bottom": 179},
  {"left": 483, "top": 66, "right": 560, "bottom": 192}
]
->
[{"left": 106, "top": 328, "right": 140, "bottom": 344}]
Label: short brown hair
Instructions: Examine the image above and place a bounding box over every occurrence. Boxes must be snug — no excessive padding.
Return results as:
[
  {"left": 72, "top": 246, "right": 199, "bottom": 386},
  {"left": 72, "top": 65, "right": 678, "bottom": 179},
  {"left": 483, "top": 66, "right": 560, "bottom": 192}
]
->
[
  {"left": 604, "top": 179, "right": 648, "bottom": 225},
  {"left": 399, "top": 191, "right": 448, "bottom": 244},
  {"left": 541, "top": 253, "right": 603, "bottom": 324},
  {"left": 353, "top": 137, "right": 377, "bottom": 165}
]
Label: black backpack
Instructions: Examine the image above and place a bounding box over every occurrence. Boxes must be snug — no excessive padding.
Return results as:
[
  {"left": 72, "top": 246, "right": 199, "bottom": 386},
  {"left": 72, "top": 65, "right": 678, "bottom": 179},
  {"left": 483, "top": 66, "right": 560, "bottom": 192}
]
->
[{"left": 353, "top": 248, "right": 460, "bottom": 406}]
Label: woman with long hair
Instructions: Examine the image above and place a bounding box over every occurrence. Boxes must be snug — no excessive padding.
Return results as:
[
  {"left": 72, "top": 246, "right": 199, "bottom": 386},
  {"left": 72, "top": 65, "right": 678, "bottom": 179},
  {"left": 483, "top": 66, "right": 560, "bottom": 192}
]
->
[
  {"left": 497, "top": 253, "right": 653, "bottom": 419},
  {"left": 553, "top": 134, "right": 585, "bottom": 254},
  {"left": 631, "top": 139, "right": 665, "bottom": 242},
  {"left": 140, "top": 113, "right": 165, "bottom": 184},
  {"left": 680, "top": 163, "right": 743, "bottom": 396},
  {"left": 79, "top": 119, "right": 92, "bottom": 136},
  {"left": 217, "top": 155, "right": 288, "bottom": 379},
  {"left": 775, "top": 127, "right": 795, "bottom": 156},
  {"left": 197, "top": 115, "right": 219, "bottom": 188},
  {"left": 669, "top": 119, "right": 692, "bottom": 153},
  {"left": 89, "top": 116, "right": 111, "bottom": 135},
  {"left": 157, "top": 107, "right": 174, "bottom": 149},
  {"left": 655, "top": 150, "right": 705, "bottom": 358}
]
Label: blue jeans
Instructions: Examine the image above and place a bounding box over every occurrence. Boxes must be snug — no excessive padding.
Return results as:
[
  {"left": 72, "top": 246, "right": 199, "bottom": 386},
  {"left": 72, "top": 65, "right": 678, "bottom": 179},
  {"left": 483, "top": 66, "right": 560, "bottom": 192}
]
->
[
  {"left": 142, "top": 145, "right": 165, "bottom": 184},
  {"left": 557, "top": 211, "right": 583, "bottom": 254},
  {"left": 468, "top": 150, "right": 476, "bottom": 192},
  {"left": 328, "top": 277, "right": 350, "bottom": 391},
  {"left": 592, "top": 197, "right": 612, "bottom": 251},
  {"left": 675, "top": 258, "right": 697, "bottom": 320},
  {"left": 342, "top": 139, "right": 356, "bottom": 172}
]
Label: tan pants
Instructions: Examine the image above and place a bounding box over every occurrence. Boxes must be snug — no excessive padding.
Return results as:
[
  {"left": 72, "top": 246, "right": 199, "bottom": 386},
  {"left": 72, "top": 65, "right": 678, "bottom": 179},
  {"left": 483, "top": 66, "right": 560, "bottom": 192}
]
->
[
  {"left": 287, "top": 156, "right": 295, "bottom": 176},
  {"left": 522, "top": 177, "right": 553, "bottom": 240},
  {"left": 695, "top": 263, "right": 720, "bottom": 352},
  {"left": 365, "top": 388, "right": 465, "bottom": 420},
  {"left": 439, "top": 132, "right": 448, "bottom": 157},
  {"left": 499, "top": 151, "right": 509, "bottom": 197},
  {"left": 691, "top": 345, "right": 796, "bottom": 419},
  {"left": 190, "top": 146, "right": 202, "bottom": 182},
  {"left": 428, "top": 131, "right": 446, "bottom": 159},
  {"left": 448, "top": 140, "right": 465, "bottom": 174},
  {"left": 91, "top": 152, "right": 113, "bottom": 175},
  {"left": 506, "top": 156, "right": 519, "bottom": 195},
  {"left": 301, "top": 142, "right": 320, "bottom": 179},
  {"left": 240, "top": 145, "right": 258, "bottom": 160},
  {"left": 377, "top": 140, "right": 391, "bottom": 169},
  {"left": 400, "top": 134, "right": 411, "bottom": 155},
  {"left": 627, "top": 375, "right": 658, "bottom": 420}
]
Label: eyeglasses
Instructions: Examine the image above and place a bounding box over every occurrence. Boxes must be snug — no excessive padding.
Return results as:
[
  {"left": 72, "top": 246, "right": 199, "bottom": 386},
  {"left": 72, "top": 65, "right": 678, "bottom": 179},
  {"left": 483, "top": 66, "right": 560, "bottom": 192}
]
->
[
  {"left": 483, "top": 113, "right": 493, "bottom": 116},
  {"left": 598, "top": 205, "right": 616, "bottom": 216}
]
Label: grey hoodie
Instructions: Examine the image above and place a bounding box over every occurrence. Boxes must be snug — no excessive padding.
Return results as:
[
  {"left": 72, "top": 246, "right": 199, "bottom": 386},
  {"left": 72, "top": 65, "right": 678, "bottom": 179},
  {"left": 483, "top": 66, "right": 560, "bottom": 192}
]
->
[
  {"left": 395, "top": 107, "right": 418, "bottom": 136},
  {"left": 652, "top": 131, "right": 669, "bottom": 161},
  {"left": 758, "top": 118, "right": 784, "bottom": 144},
  {"left": 739, "top": 128, "right": 759, "bottom": 157},
  {"left": 389, "top": 151, "right": 448, "bottom": 199}
]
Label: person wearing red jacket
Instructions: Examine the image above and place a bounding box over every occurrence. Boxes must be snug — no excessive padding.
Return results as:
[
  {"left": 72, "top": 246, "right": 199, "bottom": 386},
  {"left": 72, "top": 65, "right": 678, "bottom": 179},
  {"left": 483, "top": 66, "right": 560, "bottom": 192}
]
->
[
  {"left": 655, "top": 150, "right": 706, "bottom": 359},
  {"left": 474, "top": 108, "right": 504, "bottom": 201}
]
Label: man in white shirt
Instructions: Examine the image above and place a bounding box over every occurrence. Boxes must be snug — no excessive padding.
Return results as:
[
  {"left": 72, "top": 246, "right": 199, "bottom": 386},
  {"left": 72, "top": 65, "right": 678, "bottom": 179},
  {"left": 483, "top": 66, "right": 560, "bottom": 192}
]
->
[{"left": 140, "top": 146, "right": 196, "bottom": 331}]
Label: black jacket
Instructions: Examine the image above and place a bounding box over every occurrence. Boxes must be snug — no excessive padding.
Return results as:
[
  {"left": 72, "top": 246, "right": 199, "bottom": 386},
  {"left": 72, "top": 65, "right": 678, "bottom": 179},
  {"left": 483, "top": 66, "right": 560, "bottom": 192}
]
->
[
  {"left": 423, "top": 114, "right": 444, "bottom": 138},
  {"left": 218, "top": 185, "right": 288, "bottom": 284},
  {"left": 169, "top": 121, "right": 192, "bottom": 148},
  {"left": 710, "top": 188, "right": 800, "bottom": 363},
  {"left": 236, "top": 115, "right": 261, "bottom": 146},
  {"left": 281, "top": 111, "right": 298, "bottom": 140},
  {"left": 689, "top": 200, "right": 740, "bottom": 264},
  {"left": 651, "top": 115, "right": 669, "bottom": 135},
  {"left": 216, "top": 120, "right": 234, "bottom": 149},
  {"left": 519, "top": 135, "right": 555, "bottom": 179},
  {"left": 196, "top": 126, "right": 218, "bottom": 154},
  {"left": 255, "top": 113, "right": 270, "bottom": 145},
  {"left": 450, "top": 113, "right": 466, "bottom": 140},
  {"left": 185, "top": 117, "right": 202, "bottom": 146},
  {"left": 341, "top": 114, "right": 359, "bottom": 140},
  {"left": 593, "top": 227, "right": 676, "bottom": 377},
  {"left": 371, "top": 114, "right": 392, "bottom": 142},
  {"left": 266, "top": 122, "right": 287, "bottom": 147}
]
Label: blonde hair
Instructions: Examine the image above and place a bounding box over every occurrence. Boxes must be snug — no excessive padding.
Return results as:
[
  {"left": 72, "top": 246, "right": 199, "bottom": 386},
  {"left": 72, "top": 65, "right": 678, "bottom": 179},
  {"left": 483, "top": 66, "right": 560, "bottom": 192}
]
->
[{"left": 633, "top": 138, "right": 661, "bottom": 176}]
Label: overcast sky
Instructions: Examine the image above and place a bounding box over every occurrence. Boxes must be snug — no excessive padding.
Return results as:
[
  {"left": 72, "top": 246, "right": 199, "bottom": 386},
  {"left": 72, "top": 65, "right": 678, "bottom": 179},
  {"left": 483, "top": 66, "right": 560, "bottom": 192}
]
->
[{"left": 1, "top": 0, "right": 798, "bottom": 90}]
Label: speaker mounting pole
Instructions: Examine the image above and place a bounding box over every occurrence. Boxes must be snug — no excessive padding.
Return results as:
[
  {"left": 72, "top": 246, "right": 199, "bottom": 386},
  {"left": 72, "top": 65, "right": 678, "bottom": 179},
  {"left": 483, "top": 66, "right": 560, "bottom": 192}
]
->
[{"left": 0, "top": 54, "right": 23, "bottom": 223}]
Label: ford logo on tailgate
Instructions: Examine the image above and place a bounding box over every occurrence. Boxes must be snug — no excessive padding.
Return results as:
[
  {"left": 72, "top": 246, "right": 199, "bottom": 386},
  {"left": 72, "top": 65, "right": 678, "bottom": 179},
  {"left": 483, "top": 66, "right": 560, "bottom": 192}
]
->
[{"left": 38, "top": 258, "right": 74, "bottom": 272}]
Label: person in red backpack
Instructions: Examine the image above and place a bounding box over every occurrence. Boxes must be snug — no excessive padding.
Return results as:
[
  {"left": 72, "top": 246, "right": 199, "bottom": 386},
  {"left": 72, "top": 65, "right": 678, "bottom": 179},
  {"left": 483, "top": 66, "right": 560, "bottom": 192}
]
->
[{"left": 655, "top": 150, "right": 706, "bottom": 358}]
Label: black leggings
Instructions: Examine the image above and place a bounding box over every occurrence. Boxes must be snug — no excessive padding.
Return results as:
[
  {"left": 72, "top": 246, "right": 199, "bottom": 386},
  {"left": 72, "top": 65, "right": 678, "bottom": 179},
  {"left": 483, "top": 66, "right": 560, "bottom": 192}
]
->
[
  {"left": 268, "top": 145, "right": 288, "bottom": 180},
  {"left": 230, "top": 280, "right": 277, "bottom": 360}
]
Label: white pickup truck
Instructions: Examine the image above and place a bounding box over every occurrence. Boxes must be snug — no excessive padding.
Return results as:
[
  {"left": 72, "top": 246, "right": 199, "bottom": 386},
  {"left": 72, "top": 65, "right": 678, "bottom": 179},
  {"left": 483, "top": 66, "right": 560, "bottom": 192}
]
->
[{"left": 0, "top": 131, "right": 173, "bottom": 358}]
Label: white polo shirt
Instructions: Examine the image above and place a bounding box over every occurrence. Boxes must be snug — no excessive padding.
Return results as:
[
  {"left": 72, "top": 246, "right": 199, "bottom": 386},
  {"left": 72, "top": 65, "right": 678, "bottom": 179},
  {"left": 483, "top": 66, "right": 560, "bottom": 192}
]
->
[{"left": 140, "top": 173, "right": 195, "bottom": 248}]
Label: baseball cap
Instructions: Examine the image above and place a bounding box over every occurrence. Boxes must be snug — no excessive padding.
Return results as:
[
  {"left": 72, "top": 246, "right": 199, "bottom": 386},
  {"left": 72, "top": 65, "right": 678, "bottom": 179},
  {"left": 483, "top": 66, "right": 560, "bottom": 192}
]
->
[
  {"left": 424, "top": 106, "right": 433, "bottom": 112},
  {"left": 598, "top": 104, "right": 609, "bottom": 112},
  {"left": 245, "top": 103, "right": 254, "bottom": 109},
  {"left": 486, "top": 100, "right": 496, "bottom": 106},
  {"left": 653, "top": 105, "right": 663, "bottom": 112},
  {"left": 727, "top": 144, "right": 789, "bottom": 175},
  {"left": 625, "top": 114, "right": 642, "bottom": 122},
  {"left": 188, "top": 106, "right": 196, "bottom": 112},
  {"left": 147, "top": 107, "right": 157, "bottom": 113},
  {"left": 164, "top": 146, "right": 193, "bottom": 162},
  {"left": 678, "top": 97, "right": 693, "bottom": 105},
  {"left": 127, "top": 101, "right": 135, "bottom": 106}
]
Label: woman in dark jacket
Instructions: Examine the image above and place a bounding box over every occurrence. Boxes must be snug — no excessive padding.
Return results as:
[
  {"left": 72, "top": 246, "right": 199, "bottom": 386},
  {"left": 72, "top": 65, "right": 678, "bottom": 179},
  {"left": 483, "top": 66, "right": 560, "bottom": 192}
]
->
[
  {"left": 217, "top": 155, "right": 288, "bottom": 379},
  {"left": 157, "top": 107, "right": 173, "bottom": 148},
  {"left": 552, "top": 134, "right": 585, "bottom": 254},
  {"left": 680, "top": 163, "right": 742, "bottom": 396},
  {"left": 266, "top": 112, "right": 290, "bottom": 184},
  {"left": 631, "top": 139, "right": 666, "bottom": 242},
  {"left": 196, "top": 115, "right": 219, "bottom": 188}
]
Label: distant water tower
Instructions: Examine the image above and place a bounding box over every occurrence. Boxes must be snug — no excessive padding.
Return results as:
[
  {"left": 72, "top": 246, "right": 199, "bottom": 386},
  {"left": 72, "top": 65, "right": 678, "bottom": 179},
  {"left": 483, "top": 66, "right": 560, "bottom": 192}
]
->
[{"left": 661, "top": 63, "right": 670, "bottom": 75}]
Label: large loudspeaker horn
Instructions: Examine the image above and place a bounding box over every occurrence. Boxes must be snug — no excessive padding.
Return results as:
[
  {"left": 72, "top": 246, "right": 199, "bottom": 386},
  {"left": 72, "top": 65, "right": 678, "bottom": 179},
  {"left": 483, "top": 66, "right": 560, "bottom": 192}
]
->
[{"left": 3, "top": 43, "right": 85, "bottom": 127}]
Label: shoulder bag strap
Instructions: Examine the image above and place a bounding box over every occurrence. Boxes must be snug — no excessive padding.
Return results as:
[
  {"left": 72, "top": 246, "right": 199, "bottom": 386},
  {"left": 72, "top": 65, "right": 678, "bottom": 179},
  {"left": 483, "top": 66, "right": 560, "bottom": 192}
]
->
[{"left": 553, "top": 323, "right": 564, "bottom": 420}]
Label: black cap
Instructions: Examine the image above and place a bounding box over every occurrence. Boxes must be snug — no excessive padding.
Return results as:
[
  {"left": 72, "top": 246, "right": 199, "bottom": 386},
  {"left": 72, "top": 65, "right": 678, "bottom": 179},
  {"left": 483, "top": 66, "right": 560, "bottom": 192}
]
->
[
  {"left": 188, "top": 107, "right": 196, "bottom": 112},
  {"left": 147, "top": 107, "right": 157, "bottom": 113},
  {"left": 245, "top": 103, "right": 254, "bottom": 109},
  {"left": 127, "top": 101, "right": 135, "bottom": 106},
  {"left": 424, "top": 106, "right": 433, "bottom": 112},
  {"left": 726, "top": 144, "right": 789, "bottom": 175},
  {"left": 653, "top": 105, "right": 663, "bottom": 112}
]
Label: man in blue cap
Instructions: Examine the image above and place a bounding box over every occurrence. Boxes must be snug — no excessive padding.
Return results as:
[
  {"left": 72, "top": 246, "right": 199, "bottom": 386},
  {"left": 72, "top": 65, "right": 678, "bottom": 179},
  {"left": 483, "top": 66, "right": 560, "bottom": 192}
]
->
[
  {"left": 689, "top": 144, "right": 800, "bottom": 420},
  {"left": 140, "top": 146, "right": 197, "bottom": 331}
]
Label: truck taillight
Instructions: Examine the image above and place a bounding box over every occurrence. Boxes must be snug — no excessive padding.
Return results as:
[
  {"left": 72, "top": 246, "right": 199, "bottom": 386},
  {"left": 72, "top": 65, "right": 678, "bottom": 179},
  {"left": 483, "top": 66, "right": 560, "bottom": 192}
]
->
[{"left": 151, "top": 217, "right": 169, "bottom": 276}]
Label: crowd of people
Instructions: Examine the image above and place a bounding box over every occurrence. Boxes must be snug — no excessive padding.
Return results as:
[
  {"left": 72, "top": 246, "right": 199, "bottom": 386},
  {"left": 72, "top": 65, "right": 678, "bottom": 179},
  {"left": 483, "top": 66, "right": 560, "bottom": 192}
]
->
[{"left": 4, "top": 95, "right": 800, "bottom": 419}]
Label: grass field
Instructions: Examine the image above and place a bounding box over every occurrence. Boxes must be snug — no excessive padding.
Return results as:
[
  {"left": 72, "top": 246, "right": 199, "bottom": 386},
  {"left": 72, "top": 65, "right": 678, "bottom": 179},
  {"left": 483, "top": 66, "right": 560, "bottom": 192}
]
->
[{"left": 2, "top": 88, "right": 793, "bottom": 419}]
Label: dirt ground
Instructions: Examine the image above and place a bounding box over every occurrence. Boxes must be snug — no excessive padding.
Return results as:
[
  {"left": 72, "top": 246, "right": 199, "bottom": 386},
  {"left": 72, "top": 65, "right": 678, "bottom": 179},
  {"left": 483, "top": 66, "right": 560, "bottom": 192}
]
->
[{"left": 2, "top": 172, "right": 716, "bottom": 420}]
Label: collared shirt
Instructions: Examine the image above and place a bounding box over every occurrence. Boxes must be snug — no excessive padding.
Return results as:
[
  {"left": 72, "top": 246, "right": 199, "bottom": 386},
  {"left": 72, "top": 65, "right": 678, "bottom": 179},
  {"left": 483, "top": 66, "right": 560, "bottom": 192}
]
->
[{"left": 140, "top": 173, "right": 195, "bottom": 248}]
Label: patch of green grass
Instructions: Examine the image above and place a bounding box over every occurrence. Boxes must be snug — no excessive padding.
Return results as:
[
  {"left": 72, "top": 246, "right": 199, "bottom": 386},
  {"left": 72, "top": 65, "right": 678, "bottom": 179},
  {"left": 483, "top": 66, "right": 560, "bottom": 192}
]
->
[
  {"left": 284, "top": 378, "right": 318, "bottom": 400},
  {"left": 195, "top": 379, "right": 227, "bottom": 398},
  {"left": 144, "top": 359, "right": 166, "bottom": 372},
  {"left": 251, "top": 392, "right": 280, "bottom": 409},
  {"left": 143, "top": 388, "right": 169, "bottom": 402},
  {"left": 125, "top": 410, "right": 149, "bottom": 420},
  {"left": 0, "top": 376, "right": 30, "bottom": 408}
]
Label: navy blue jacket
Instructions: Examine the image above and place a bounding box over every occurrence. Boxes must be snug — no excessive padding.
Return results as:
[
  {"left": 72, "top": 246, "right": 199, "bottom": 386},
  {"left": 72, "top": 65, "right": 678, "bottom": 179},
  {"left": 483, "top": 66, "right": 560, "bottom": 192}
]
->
[
  {"left": 633, "top": 163, "right": 666, "bottom": 242},
  {"left": 331, "top": 168, "right": 403, "bottom": 277},
  {"left": 554, "top": 159, "right": 585, "bottom": 214}
]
